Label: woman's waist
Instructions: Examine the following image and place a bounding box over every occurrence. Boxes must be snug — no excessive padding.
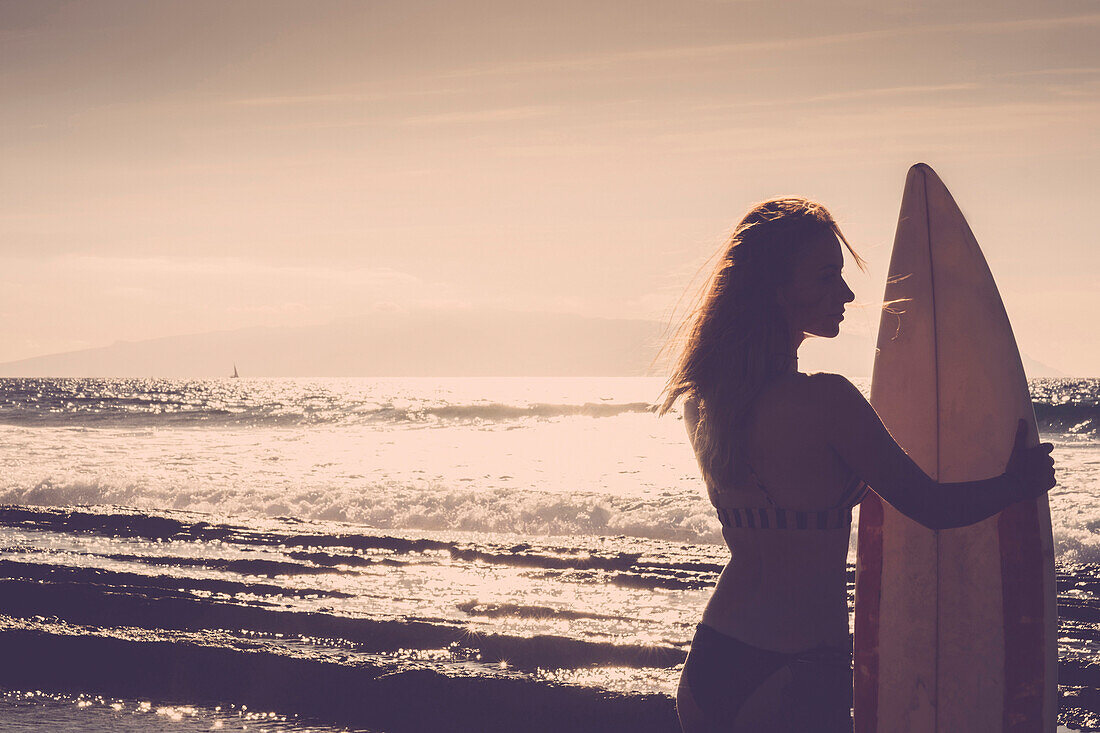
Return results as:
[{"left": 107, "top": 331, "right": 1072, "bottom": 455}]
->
[
  {"left": 720, "top": 524, "right": 852, "bottom": 558},
  {"left": 712, "top": 554, "right": 849, "bottom": 601},
  {"left": 702, "top": 577, "right": 850, "bottom": 653},
  {"left": 707, "top": 552, "right": 849, "bottom": 631}
]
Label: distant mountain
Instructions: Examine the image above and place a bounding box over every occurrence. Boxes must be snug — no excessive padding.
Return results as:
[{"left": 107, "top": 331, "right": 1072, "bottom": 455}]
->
[
  {"left": 0, "top": 309, "right": 1068, "bottom": 378},
  {"left": 0, "top": 310, "right": 667, "bottom": 378},
  {"left": 798, "top": 333, "right": 1068, "bottom": 378},
  {"left": 1020, "top": 353, "right": 1067, "bottom": 378}
]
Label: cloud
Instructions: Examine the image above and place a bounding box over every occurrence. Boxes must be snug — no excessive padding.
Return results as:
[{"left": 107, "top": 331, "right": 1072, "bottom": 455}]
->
[
  {"left": 995, "top": 67, "right": 1100, "bottom": 79},
  {"left": 950, "top": 13, "right": 1100, "bottom": 34},
  {"left": 696, "top": 83, "right": 982, "bottom": 111},
  {"left": 644, "top": 97, "right": 1100, "bottom": 161},
  {"left": 229, "top": 86, "right": 468, "bottom": 107},
  {"left": 438, "top": 30, "right": 897, "bottom": 79},
  {"left": 54, "top": 255, "right": 424, "bottom": 289},
  {"left": 399, "top": 105, "right": 557, "bottom": 126},
  {"left": 437, "top": 13, "right": 1100, "bottom": 80}
]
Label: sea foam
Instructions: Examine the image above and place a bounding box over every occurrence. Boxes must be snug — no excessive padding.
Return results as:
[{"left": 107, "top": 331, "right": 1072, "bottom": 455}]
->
[{"left": 0, "top": 377, "right": 1096, "bottom": 560}]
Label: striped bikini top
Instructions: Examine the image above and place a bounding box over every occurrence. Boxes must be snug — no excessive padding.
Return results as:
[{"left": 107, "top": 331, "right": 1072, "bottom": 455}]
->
[{"left": 715, "top": 468, "right": 869, "bottom": 530}]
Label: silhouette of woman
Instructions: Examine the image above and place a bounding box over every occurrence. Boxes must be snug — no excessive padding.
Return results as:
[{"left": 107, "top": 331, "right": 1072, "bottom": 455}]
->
[{"left": 659, "top": 198, "right": 1055, "bottom": 732}]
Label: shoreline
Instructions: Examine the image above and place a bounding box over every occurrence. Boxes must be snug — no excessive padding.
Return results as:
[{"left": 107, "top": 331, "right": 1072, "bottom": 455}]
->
[{"left": 3, "top": 503, "right": 1100, "bottom": 730}]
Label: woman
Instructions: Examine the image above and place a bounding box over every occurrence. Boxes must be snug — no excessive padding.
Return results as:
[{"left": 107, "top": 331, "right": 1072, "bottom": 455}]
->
[{"left": 659, "top": 198, "right": 1055, "bottom": 732}]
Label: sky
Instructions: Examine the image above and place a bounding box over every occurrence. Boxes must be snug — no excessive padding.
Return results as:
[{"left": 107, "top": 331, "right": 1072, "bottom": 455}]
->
[{"left": 1, "top": 0, "right": 1097, "bottom": 374}]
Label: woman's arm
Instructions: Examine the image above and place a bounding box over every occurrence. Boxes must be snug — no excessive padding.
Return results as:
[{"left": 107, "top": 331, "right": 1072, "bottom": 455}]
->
[
  {"left": 683, "top": 396, "right": 700, "bottom": 439},
  {"left": 816, "top": 374, "right": 1055, "bottom": 530}
]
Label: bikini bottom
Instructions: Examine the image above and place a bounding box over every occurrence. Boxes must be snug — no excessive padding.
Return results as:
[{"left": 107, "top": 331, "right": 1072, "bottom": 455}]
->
[{"left": 677, "top": 623, "right": 852, "bottom": 732}]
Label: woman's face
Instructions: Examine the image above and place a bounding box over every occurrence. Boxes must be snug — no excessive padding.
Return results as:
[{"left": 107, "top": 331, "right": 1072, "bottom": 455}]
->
[{"left": 776, "top": 231, "right": 855, "bottom": 339}]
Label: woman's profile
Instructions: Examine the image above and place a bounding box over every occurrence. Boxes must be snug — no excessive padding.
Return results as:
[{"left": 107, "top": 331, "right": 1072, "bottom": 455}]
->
[{"left": 659, "top": 198, "right": 1056, "bottom": 732}]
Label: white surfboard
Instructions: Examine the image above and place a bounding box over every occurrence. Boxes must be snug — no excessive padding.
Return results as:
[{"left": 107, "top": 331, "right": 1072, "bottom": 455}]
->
[{"left": 853, "top": 164, "right": 1058, "bottom": 732}]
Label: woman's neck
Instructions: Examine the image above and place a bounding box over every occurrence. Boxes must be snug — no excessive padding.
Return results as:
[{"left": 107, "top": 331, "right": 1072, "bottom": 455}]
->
[{"left": 780, "top": 331, "right": 805, "bottom": 374}]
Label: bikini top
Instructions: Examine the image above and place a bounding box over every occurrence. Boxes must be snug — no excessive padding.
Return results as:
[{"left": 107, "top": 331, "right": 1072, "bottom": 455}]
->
[{"left": 715, "top": 467, "right": 869, "bottom": 530}]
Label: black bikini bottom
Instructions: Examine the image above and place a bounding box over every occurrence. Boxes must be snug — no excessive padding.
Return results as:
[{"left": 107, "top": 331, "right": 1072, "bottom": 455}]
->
[{"left": 680, "top": 623, "right": 852, "bottom": 732}]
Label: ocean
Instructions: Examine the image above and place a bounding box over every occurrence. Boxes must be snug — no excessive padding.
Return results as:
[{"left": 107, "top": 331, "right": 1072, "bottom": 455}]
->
[{"left": 0, "top": 376, "right": 1097, "bottom": 732}]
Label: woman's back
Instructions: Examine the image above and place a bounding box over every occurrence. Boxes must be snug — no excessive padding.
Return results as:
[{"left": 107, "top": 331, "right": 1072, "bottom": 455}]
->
[{"left": 685, "top": 372, "right": 857, "bottom": 653}]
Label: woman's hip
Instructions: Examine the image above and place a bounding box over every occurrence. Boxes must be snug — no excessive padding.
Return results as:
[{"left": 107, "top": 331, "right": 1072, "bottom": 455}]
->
[{"left": 676, "top": 623, "right": 852, "bottom": 733}]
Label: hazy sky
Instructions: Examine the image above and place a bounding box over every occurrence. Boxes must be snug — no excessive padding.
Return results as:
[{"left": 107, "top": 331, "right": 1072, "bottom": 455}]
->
[{"left": 2, "top": 0, "right": 1097, "bottom": 373}]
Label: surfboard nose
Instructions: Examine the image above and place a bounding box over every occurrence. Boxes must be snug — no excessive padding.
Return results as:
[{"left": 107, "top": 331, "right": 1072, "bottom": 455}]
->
[
  {"left": 907, "top": 162, "right": 941, "bottom": 189},
  {"left": 903, "top": 163, "right": 967, "bottom": 227}
]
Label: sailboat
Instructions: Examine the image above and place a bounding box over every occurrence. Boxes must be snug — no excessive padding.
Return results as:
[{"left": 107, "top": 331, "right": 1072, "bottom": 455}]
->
[{"left": 231, "top": 364, "right": 239, "bottom": 379}]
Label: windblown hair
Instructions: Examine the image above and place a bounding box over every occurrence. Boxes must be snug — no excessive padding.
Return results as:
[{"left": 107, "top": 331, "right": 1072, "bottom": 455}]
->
[{"left": 658, "top": 197, "right": 864, "bottom": 490}]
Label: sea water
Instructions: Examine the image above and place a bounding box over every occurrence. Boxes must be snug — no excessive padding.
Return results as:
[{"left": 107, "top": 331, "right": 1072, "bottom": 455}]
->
[{"left": 0, "top": 377, "right": 1097, "bottom": 731}]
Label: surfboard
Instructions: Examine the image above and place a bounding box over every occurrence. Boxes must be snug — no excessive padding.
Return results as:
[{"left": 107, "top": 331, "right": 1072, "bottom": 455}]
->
[{"left": 853, "top": 163, "right": 1058, "bottom": 732}]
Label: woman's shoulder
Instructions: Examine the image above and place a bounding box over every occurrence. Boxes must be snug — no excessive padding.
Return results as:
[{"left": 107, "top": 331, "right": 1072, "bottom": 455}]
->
[
  {"left": 756, "top": 372, "right": 862, "bottom": 420},
  {"left": 799, "top": 371, "right": 861, "bottom": 397},
  {"left": 788, "top": 372, "right": 871, "bottom": 427},
  {"left": 758, "top": 370, "right": 849, "bottom": 397}
]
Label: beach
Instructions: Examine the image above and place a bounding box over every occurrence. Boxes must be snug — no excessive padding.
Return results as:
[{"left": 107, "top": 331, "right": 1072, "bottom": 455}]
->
[{"left": 1, "top": 376, "right": 1098, "bottom": 731}]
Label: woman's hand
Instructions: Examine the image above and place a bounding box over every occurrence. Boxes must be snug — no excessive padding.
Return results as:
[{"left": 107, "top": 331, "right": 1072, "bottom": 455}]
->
[{"left": 1004, "top": 419, "right": 1056, "bottom": 502}]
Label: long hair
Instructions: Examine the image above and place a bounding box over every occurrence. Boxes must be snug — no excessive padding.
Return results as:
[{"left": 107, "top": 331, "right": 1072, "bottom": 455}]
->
[{"left": 657, "top": 197, "right": 865, "bottom": 490}]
